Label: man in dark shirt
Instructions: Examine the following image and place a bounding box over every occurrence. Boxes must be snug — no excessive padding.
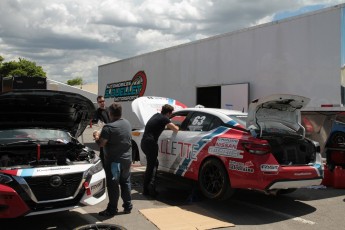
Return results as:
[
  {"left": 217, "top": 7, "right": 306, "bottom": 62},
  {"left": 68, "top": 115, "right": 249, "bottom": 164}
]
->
[
  {"left": 94, "top": 102, "right": 133, "bottom": 216},
  {"left": 93, "top": 95, "right": 110, "bottom": 124},
  {"left": 93, "top": 96, "right": 110, "bottom": 163},
  {"left": 140, "top": 104, "right": 179, "bottom": 197}
]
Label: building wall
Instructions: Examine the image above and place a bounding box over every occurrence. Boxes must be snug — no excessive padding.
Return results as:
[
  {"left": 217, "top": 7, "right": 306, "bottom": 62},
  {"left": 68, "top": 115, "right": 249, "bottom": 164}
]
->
[{"left": 98, "top": 4, "right": 343, "bottom": 129}]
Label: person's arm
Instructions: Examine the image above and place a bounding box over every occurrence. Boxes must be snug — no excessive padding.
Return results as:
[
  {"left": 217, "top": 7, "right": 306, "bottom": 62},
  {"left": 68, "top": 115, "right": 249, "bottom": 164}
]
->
[
  {"left": 167, "top": 122, "right": 179, "bottom": 132},
  {"left": 93, "top": 130, "right": 108, "bottom": 147}
]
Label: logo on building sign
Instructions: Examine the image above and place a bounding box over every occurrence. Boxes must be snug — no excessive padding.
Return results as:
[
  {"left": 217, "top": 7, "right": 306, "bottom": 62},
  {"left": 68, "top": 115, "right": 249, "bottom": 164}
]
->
[{"left": 104, "top": 71, "right": 147, "bottom": 102}]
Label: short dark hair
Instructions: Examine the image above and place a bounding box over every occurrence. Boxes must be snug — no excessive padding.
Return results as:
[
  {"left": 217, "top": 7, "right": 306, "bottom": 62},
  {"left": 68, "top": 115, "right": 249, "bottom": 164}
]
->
[
  {"left": 97, "top": 95, "right": 104, "bottom": 102},
  {"left": 108, "top": 103, "right": 122, "bottom": 117},
  {"left": 161, "top": 104, "right": 174, "bottom": 115}
]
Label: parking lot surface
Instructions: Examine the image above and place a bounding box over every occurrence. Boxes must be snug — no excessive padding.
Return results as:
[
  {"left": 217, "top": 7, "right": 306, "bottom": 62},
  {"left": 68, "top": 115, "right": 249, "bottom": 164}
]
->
[{"left": 1, "top": 125, "right": 344, "bottom": 230}]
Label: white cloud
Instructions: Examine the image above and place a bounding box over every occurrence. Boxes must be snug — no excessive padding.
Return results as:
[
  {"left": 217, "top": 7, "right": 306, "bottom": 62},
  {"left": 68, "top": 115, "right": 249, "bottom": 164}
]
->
[{"left": 0, "top": 0, "right": 343, "bottom": 83}]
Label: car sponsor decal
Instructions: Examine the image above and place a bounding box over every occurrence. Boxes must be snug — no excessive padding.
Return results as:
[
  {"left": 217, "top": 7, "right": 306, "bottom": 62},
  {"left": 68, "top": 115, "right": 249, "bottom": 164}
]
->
[
  {"left": 188, "top": 116, "right": 206, "bottom": 131},
  {"left": 229, "top": 160, "right": 254, "bottom": 173},
  {"left": 15, "top": 165, "right": 91, "bottom": 177},
  {"left": 208, "top": 146, "right": 243, "bottom": 158},
  {"left": 90, "top": 179, "right": 104, "bottom": 193},
  {"left": 260, "top": 164, "right": 279, "bottom": 172},
  {"left": 160, "top": 140, "right": 198, "bottom": 160},
  {"left": 294, "top": 172, "right": 312, "bottom": 176},
  {"left": 175, "top": 126, "right": 230, "bottom": 176},
  {"left": 215, "top": 138, "right": 239, "bottom": 148},
  {"left": 208, "top": 138, "right": 243, "bottom": 158}
]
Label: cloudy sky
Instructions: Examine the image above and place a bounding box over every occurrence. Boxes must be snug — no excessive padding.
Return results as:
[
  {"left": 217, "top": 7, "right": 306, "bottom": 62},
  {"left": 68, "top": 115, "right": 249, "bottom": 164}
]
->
[{"left": 0, "top": 0, "right": 344, "bottom": 84}]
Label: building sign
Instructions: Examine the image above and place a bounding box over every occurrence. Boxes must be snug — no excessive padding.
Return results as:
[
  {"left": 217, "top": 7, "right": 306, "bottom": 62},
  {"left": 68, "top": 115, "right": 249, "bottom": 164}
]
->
[{"left": 104, "top": 71, "right": 147, "bottom": 102}]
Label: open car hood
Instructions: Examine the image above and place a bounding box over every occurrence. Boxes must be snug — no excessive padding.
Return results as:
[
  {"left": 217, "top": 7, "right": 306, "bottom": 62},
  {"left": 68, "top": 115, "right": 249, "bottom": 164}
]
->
[
  {"left": 132, "top": 96, "right": 187, "bottom": 126},
  {"left": 246, "top": 94, "right": 310, "bottom": 134},
  {"left": 0, "top": 90, "right": 95, "bottom": 137}
]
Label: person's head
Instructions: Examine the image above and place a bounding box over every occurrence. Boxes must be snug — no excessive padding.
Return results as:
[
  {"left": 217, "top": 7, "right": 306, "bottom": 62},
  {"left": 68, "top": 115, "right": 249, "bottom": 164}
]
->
[
  {"left": 108, "top": 102, "right": 122, "bottom": 121},
  {"left": 97, "top": 96, "right": 106, "bottom": 109},
  {"left": 161, "top": 104, "right": 174, "bottom": 116}
]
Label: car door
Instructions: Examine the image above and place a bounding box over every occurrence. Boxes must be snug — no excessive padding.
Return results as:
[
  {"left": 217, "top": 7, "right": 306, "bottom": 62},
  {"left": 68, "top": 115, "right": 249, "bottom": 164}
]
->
[{"left": 158, "top": 110, "right": 223, "bottom": 175}]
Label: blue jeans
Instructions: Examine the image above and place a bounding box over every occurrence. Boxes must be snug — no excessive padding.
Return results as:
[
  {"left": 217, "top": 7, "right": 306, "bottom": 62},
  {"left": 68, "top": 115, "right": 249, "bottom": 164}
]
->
[{"left": 104, "top": 160, "right": 132, "bottom": 212}]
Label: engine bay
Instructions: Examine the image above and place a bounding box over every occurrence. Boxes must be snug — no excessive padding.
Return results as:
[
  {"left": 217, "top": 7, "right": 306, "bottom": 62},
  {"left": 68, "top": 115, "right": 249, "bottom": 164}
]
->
[{"left": 0, "top": 141, "right": 95, "bottom": 169}]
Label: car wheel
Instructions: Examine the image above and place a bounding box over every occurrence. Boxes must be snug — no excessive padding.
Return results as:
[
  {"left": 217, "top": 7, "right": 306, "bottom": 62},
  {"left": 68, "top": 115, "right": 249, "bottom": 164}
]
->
[{"left": 198, "top": 158, "right": 233, "bottom": 200}]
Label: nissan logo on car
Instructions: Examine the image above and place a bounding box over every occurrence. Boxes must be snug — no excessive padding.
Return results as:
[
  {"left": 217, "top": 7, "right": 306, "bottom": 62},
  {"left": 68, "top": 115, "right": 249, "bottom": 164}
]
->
[{"left": 49, "top": 175, "right": 63, "bottom": 188}]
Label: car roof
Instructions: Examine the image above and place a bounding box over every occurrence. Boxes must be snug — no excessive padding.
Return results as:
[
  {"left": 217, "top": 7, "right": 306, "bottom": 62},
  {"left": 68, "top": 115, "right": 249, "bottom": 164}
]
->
[{"left": 174, "top": 107, "right": 247, "bottom": 122}]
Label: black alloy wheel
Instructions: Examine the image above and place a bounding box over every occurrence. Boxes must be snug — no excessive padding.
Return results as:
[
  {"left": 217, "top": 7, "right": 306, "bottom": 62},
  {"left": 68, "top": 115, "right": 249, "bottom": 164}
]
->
[{"left": 198, "top": 158, "right": 233, "bottom": 200}]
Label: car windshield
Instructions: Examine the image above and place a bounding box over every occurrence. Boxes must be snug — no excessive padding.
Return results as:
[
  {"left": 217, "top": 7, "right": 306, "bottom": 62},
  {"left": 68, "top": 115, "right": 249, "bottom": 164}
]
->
[{"left": 0, "top": 128, "right": 72, "bottom": 144}]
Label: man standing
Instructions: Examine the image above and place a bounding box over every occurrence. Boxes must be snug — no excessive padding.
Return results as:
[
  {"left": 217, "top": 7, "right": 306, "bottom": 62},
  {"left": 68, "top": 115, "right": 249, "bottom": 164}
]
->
[
  {"left": 93, "top": 96, "right": 110, "bottom": 163},
  {"left": 93, "top": 103, "right": 133, "bottom": 216},
  {"left": 140, "top": 104, "right": 179, "bottom": 197},
  {"left": 93, "top": 95, "right": 110, "bottom": 124}
]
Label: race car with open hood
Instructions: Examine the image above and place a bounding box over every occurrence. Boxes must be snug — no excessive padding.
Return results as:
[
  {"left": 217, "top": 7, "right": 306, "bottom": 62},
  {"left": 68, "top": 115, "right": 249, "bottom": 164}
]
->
[
  {"left": 131, "top": 95, "right": 323, "bottom": 200},
  {"left": 0, "top": 90, "right": 106, "bottom": 218}
]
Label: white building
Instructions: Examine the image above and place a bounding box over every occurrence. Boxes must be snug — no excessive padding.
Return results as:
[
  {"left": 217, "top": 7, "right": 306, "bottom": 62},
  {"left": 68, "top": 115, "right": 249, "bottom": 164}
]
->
[{"left": 98, "top": 3, "right": 345, "bottom": 129}]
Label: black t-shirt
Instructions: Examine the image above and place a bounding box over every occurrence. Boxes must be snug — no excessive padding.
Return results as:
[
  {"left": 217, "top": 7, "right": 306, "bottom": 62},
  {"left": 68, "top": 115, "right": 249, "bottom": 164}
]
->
[
  {"left": 93, "top": 107, "right": 110, "bottom": 124},
  {"left": 142, "top": 113, "right": 171, "bottom": 142}
]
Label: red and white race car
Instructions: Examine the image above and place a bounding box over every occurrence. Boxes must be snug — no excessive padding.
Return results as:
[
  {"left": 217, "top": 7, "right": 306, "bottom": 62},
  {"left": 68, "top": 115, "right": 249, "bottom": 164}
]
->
[
  {"left": 131, "top": 95, "right": 323, "bottom": 200},
  {"left": 0, "top": 90, "right": 106, "bottom": 218}
]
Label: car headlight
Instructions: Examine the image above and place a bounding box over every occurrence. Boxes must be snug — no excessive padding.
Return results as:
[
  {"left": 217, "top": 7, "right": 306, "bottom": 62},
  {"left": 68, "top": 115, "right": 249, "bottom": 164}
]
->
[
  {"left": 88, "top": 159, "right": 103, "bottom": 175},
  {"left": 0, "top": 174, "right": 13, "bottom": 184}
]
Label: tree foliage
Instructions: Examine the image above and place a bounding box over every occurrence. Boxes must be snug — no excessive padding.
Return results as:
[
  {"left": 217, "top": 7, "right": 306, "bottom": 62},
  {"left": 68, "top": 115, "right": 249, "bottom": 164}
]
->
[
  {"left": 67, "top": 77, "right": 83, "bottom": 86},
  {"left": 0, "top": 56, "right": 46, "bottom": 78}
]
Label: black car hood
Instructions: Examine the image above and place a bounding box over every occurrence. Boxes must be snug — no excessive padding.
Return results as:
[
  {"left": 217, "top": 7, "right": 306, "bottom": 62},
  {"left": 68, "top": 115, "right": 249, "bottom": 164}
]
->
[{"left": 0, "top": 90, "right": 95, "bottom": 137}]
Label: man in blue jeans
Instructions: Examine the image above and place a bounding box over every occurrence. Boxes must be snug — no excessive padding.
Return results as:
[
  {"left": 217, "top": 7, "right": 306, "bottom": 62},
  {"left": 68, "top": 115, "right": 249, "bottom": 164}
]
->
[{"left": 94, "top": 103, "right": 133, "bottom": 217}]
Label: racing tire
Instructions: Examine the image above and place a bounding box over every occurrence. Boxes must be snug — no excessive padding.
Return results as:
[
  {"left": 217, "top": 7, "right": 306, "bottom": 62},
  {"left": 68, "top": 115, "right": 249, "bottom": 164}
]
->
[{"left": 198, "top": 158, "right": 234, "bottom": 200}]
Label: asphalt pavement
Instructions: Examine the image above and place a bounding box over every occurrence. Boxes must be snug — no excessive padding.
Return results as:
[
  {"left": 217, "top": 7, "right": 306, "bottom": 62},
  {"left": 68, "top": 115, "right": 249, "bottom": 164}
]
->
[
  {"left": 76, "top": 125, "right": 194, "bottom": 230},
  {"left": 1, "top": 124, "right": 344, "bottom": 230}
]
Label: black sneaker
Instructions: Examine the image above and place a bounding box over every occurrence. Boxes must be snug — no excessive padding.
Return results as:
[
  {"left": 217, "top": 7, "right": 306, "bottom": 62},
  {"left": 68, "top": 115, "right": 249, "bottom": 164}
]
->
[
  {"left": 98, "top": 209, "right": 117, "bottom": 217},
  {"left": 148, "top": 185, "right": 158, "bottom": 197},
  {"left": 124, "top": 209, "right": 131, "bottom": 214}
]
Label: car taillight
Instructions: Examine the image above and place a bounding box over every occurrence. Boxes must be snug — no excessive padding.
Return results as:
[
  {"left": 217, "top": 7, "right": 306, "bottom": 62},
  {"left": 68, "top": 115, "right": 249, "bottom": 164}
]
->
[{"left": 242, "top": 142, "right": 271, "bottom": 155}]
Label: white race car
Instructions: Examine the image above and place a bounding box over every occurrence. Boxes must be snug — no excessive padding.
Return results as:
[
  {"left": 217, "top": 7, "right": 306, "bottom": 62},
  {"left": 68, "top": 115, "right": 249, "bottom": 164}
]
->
[
  {"left": 131, "top": 95, "right": 323, "bottom": 200},
  {"left": 0, "top": 90, "right": 106, "bottom": 218}
]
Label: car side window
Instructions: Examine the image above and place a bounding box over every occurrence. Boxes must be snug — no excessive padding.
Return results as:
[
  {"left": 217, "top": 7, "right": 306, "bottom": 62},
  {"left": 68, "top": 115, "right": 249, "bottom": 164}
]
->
[
  {"left": 187, "top": 112, "right": 216, "bottom": 131},
  {"left": 170, "top": 111, "right": 189, "bottom": 131},
  {"left": 208, "top": 117, "right": 223, "bottom": 130}
]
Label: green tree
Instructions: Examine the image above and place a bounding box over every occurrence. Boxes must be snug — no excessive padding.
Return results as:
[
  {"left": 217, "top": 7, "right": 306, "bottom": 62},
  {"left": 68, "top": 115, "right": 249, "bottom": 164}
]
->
[
  {"left": 0, "top": 56, "right": 46, "bottom": 78},
  {"left": 67, "top": 77, "right": 83, "bottom": 86}
]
